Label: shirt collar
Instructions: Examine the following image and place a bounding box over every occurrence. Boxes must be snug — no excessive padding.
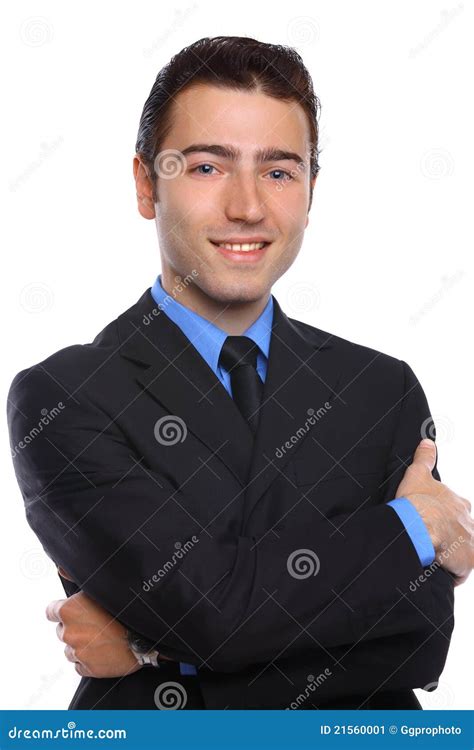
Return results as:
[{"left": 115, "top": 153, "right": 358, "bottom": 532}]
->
[{"left": 150, "top": 274, "right": 273, "bottom": 373}]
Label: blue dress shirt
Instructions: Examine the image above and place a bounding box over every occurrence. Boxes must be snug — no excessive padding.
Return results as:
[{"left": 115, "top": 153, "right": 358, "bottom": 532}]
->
[{"left": 149, "top": 274, "right": 435, "bottom": 675}]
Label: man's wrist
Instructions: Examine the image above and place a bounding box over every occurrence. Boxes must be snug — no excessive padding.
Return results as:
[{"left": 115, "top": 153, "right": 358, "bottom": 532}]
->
[{"left": 126, "top": 629, "right": 161, "bottom": 667}]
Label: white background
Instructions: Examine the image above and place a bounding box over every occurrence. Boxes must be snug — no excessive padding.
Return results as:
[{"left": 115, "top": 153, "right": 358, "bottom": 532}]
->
[{"left": 1, "top": 0, "right": 472, "bottom": 710}]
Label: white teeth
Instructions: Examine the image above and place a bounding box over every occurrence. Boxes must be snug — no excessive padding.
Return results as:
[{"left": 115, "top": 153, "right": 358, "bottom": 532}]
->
[{"left": 217, "top": 242, "right": 267, "bottom": 252}]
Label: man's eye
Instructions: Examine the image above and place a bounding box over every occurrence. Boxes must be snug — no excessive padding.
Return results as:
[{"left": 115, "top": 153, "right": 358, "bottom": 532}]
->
[
  {"left": 268, "top": 169, "right": 293, "bottom": 181},
  {"left": 190, "top": 164, "right": 217, "bottom": 175}
]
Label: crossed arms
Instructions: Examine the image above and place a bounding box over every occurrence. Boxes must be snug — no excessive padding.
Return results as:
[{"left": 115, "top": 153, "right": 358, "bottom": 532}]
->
[{"left": 7, "top": 361, "right": 456, "bottom": 676}]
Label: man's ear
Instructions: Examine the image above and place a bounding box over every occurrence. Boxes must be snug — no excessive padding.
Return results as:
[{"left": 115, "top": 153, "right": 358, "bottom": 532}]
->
[{"left": 133, "top": 155, "right": 156, "bottom": 220}]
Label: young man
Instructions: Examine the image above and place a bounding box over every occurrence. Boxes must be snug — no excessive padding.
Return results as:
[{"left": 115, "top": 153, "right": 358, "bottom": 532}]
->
[{"left": 7, "top": 36, "right": 472, "bottom": 710}]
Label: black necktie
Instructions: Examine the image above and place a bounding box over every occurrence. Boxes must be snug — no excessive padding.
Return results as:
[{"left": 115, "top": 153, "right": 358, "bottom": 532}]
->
[{"left": 219, "top": 335, "right": 264, "bottom": 435}]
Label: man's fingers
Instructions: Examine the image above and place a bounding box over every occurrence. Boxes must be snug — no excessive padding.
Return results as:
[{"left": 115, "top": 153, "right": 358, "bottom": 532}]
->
[
  {"left": 45, "top": 599, "right": 66, "bottom": 623},
  {"left": 412, "top": 438, "right": 437, "bottom": 471},
  {"left": 56, "top": 622, "right": 65, "bottom": 641}
]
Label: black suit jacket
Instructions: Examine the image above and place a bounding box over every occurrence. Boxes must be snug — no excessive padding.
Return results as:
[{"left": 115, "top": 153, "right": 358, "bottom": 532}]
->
[{"left": 7, "top": 288, "right": 454, "bottom": 709}]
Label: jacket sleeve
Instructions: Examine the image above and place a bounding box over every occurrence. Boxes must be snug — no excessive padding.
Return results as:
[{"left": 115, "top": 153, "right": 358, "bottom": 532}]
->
[{"left": 6, "top": 361, "right": 454, "bottom": 673}]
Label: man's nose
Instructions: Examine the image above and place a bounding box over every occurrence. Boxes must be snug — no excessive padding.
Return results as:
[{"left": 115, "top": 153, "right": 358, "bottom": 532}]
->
[{"left": 223, "top": 173, "right": 266, "bottom": 224}]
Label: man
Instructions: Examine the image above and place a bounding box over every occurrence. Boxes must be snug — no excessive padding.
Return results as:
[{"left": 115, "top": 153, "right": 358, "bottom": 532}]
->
[{"left": 7, "top": 36, "right": 472, "bottom": 710}]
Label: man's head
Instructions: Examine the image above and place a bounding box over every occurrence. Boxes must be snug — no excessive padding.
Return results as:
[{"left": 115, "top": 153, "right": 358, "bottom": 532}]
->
[{"left": 134, "top": 36, "right": 321, "bottom": 314}]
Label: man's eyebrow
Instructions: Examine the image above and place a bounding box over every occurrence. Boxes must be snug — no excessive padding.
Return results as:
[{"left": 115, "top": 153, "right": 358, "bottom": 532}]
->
[{"left": 180, "top": 143, "right": 306, "bottom": 167}]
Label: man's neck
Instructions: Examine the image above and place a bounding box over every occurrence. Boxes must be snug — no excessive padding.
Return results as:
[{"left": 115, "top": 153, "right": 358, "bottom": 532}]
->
[{"left": 160, "top": 272, "right": 270, "bottom": 336}]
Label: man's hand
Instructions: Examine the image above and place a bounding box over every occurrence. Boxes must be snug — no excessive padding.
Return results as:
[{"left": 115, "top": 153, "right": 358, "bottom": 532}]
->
[
  {"left": 396, "top": 438, "right": 473, "bottom": 584},
  {"left": 46, "top": 590, "right": 143, "bottom": 678}
]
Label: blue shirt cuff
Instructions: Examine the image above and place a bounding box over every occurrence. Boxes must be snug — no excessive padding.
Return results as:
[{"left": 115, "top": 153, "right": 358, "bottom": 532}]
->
[
  {"left": 387, "top": 497, "right": 435, "bottom": 567},
  {"left": 179, "top": 662, "right": 198, "bottom": 675}
]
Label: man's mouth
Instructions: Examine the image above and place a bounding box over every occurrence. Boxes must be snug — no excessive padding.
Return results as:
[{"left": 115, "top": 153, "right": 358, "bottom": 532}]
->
[{"left": 209, "top": 240, "right": 271, "bottom": 254}]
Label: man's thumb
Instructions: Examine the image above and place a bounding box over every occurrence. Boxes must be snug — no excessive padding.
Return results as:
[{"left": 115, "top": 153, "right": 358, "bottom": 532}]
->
[{"left": 412, "top": 438, "right": 437, "bottom": 470}]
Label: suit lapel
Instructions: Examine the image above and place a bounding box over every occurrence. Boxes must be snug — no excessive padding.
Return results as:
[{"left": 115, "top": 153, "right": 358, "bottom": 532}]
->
[
  {"left": 118, "top": 289, "right": 343, "bottom": 525},
  {"left": 242, "top": 296, "right": 342, "bottom": 525},
  {"left": 118, "top": 290, "right": 254, "bottom": 487}
]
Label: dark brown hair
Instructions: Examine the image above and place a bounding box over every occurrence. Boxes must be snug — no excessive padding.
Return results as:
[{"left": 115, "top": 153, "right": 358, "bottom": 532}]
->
[{"left": 135, "top": 36, "right": 321, "bottom": 209}]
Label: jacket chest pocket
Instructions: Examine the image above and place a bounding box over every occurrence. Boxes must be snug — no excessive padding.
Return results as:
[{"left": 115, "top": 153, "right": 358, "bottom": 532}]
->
[{"left": 292, "top": 444, "right": 389, "bottom": 487}]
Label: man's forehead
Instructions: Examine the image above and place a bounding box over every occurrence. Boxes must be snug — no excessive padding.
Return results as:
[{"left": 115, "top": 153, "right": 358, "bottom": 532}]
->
[{"left": 166, "top": 84, "right": 311, "bottom": 154}]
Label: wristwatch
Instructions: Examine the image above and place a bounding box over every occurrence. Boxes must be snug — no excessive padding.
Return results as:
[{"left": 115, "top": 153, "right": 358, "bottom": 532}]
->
[{"left": 126, "top": 630, "right": 161, "bottom": 667}]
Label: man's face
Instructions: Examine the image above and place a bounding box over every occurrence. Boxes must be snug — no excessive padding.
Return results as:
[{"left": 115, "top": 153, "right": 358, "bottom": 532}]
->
[{"left": 136, "top": 83, "right": 316, "bottom": 305}]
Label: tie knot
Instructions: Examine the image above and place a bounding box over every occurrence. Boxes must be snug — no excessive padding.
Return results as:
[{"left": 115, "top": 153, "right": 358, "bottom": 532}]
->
[{"left": 219, "top": 335, "right": 259, "bottom": 372}]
